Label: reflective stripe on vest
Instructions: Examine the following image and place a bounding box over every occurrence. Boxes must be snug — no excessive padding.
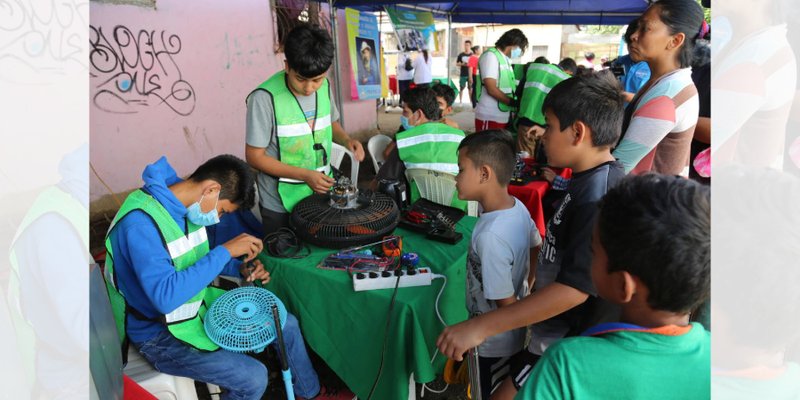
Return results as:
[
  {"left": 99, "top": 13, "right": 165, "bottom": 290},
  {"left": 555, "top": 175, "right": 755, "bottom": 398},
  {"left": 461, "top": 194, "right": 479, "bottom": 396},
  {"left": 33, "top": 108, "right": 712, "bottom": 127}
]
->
[
  {"left": 104, "top": 189, "right": 219, "bottom": 352},
  {"left": 396, "top": 122, "right": 466, "bottom": 210},
  {"left": 517, "top": 63, "right": 569, "bottom": 127},
  {"left": 251, "top": 71, "right": 333, "bottom": 212}
]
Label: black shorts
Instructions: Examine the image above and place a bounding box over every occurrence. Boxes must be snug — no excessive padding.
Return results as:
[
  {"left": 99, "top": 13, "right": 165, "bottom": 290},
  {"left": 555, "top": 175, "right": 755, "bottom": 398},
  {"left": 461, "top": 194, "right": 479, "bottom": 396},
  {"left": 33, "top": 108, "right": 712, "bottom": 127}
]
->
[
  {"left": 477, "top": 354, "right": 512, "bottom": 400},
  {"left": 508, "top": 349, "right": 541, "bottom": 390}
]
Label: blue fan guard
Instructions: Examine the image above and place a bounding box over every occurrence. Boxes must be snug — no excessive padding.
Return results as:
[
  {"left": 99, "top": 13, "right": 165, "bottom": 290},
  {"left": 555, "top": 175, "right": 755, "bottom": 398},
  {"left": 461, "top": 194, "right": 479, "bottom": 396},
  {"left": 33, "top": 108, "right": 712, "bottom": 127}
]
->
[{"left": 204, "top": 286, "right": 288, "bottom": 353}]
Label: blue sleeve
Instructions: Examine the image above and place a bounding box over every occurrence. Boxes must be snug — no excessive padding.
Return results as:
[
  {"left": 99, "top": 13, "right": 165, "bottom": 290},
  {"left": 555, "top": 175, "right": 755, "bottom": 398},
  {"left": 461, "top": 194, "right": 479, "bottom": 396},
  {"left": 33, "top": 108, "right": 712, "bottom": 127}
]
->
[
  {"left": 114, "top": 211, "right": 233, "bottom": 315},
  {"left": 220, "top": 256, "right": 242, "bottom": 277}
]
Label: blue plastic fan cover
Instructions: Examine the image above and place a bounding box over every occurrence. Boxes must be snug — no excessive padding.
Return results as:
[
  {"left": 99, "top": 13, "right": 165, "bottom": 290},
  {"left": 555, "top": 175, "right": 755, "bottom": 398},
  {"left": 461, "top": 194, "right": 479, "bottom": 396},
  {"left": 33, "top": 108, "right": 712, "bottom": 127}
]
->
[{"left": 204, "top": 286, "right": 288, "bottom": 353}]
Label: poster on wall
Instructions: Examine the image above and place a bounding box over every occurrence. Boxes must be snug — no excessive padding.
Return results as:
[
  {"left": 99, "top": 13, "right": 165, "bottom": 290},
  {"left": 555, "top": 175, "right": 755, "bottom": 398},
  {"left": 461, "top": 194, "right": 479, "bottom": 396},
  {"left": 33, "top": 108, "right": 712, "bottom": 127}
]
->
[
  {"left": 385, "top": 7, "right": 438, "bottom": 52},
  {"left": 345, "top": 8, "right": 382, "bottom": 100}
]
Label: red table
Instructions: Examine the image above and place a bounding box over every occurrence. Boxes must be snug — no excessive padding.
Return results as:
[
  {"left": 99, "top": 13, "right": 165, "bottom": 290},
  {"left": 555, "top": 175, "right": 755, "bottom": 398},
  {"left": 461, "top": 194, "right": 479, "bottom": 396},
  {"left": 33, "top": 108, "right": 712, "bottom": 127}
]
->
[{"left": 508, "top": 168, "right": 572, "bottom": 238}]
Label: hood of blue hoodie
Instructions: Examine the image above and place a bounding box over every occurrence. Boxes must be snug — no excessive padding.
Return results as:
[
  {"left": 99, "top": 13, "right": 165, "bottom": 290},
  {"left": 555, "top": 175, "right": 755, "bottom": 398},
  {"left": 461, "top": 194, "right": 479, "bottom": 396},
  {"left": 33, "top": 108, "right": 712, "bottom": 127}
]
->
[{"left": 141, "top": 156, "right": 188, "bottom": 225}]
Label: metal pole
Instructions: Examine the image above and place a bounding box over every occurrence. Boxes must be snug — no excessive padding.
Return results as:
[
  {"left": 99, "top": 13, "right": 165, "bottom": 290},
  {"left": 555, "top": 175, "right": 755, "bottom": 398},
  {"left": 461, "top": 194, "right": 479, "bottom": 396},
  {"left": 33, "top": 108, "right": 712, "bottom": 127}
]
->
[
  {"left": 446, "top": 13, "right": 452, "bottom": 86},
  {"left": 328, "top": 0, "right": 345, "bottom": 128}
]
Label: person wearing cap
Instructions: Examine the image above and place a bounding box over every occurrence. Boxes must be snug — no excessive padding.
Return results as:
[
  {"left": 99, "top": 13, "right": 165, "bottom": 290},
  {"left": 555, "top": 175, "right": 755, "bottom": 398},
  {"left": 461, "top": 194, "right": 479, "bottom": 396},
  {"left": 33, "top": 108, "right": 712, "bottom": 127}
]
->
[{"left": 358, "top": 40, "right": 380, "bottom": 85}]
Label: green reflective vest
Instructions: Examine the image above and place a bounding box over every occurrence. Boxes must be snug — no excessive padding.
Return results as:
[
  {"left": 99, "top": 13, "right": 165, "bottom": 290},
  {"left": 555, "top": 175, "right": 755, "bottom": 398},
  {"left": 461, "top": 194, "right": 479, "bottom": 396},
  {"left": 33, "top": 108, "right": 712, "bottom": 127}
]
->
[
  {"left": 7, "top": 186, "right": 89, "bottom": 391},
  {"left": 250, "top": 71, "right": 333, "bottom": 212},
  {"left": 516, "top": 63, "right": 570, "bottom": 127},
  {"left": 396, "top": 122, "right": 466, "bottom": 211},
  {"left": 475, "top": 48, "right": 517, "bottom": 112},
  {"left": 104, "top": 190, "right": 225, "bottom": 353}
]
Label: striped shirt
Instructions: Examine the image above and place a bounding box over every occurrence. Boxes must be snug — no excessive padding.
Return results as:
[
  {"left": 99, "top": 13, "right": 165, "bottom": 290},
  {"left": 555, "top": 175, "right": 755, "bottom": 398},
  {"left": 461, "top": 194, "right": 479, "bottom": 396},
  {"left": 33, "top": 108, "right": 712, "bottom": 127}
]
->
[{"left": 613, "top": 68, "right": 699, "bottom": 175}]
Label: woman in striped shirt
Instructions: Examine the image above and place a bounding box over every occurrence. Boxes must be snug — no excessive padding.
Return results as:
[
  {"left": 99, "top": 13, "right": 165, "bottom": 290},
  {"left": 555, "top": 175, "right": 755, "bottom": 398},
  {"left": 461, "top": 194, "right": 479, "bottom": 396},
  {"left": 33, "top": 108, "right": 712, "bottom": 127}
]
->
[{"left": 613, "top": 0, "right": 705, "bottom": 175}]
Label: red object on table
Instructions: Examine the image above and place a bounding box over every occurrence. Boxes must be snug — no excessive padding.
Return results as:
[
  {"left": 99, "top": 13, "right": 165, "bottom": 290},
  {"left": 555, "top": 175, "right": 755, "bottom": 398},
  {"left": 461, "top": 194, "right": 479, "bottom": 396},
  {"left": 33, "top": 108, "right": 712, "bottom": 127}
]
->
[
  {"left": 123, "top": 374, "right": 158, "bottom": 400},
  {"left": 508, "top": 168, "right": 572, "bottom": 238}
]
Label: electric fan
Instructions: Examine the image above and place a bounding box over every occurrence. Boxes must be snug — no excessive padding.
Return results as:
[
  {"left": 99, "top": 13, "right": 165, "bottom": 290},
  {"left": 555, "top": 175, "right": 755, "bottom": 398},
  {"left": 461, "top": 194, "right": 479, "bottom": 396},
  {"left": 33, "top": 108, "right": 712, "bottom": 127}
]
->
[
  {"left": 291, "top": 175, "right": 400, "bottom": 249},
  {"left": 204, "top": 286, "right": 294, "bottom": 398}
]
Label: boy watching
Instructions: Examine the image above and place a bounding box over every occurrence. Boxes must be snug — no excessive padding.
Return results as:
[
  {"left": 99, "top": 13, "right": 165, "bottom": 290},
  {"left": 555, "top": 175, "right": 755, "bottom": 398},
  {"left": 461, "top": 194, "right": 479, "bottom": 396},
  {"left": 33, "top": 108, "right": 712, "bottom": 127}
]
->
[
  {"left": 374, "top": 87, "right": 466, "bottom": 210},
  {"left": 437, "top": 73, "right": 626, "bottom": 398},
  {"left": 517, "top": 174, "right": 711, "bottom": 399},
  {"left": 455, "top": 130, "right": 542, "bottom": 399},
  {"left": 431, "top": 82, "right": 460, "bottom": 129},
  {"left": 245, "top": 24, "right": 365, "bottom": 235}
]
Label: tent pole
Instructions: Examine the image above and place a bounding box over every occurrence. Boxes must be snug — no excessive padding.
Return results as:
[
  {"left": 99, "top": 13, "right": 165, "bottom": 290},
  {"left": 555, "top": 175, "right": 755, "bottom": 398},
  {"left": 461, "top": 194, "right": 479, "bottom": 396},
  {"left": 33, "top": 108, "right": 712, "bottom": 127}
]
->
[
  {"left": 328, "top": 0, "right": 345, "bottom": 128},
  {"left": 446, "top": 13, "right": 452, "bottom": 89}
]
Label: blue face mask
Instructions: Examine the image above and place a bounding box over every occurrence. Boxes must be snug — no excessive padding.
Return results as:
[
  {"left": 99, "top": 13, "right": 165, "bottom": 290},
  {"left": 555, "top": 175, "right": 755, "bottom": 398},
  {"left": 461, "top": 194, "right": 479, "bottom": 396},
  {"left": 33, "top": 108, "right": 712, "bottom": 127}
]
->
[
  {"left": 400, "top": 115, "right": 412, "bottom": 130},
  {"left": 186, "top": 193, "right": 220, "bottom": 226},
  {"left": 510, "top": 47, "right": 522, "bottom": 59}
]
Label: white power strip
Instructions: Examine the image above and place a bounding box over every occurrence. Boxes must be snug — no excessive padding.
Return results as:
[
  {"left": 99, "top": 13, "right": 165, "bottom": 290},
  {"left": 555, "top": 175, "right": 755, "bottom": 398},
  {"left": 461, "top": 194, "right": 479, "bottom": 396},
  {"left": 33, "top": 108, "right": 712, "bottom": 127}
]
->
[{"left": 352, "top": 267, "right": 433, "bottom": 291}]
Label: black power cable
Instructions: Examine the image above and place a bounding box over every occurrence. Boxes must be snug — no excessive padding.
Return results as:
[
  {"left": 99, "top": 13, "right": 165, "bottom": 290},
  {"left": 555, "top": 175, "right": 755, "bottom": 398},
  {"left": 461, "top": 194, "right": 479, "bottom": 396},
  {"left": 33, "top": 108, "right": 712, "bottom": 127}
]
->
[
  {"left": 263, "top": 228, "right": 310, "bottom": 259},
  {"left": 366, "top": 273, "right": 403, "bottom": 400}
]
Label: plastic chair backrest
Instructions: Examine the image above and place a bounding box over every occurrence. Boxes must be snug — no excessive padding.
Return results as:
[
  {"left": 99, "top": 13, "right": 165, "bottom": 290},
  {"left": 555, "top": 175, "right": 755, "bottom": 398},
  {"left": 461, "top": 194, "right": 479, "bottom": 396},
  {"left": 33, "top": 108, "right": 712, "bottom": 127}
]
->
[
  {"left": 405, "top": 168, "right": 458, "bottom": 207},
  {"left": 367, "top": 134, "right": 393, "bottom": 174},
  {"left": 330, "top": 142, "right": 359, "bottom": 184}
]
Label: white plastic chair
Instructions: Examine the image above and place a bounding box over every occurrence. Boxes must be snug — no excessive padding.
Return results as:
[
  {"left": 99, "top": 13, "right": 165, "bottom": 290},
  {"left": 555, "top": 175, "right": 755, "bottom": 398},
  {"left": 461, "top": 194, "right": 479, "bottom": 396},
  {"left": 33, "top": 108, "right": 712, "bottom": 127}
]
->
[
  {"left": 404, "top": 168, "right": 478, "bottom": 217},
  {"left": 124, "top": 349, "right": 199, "bottom": 400},
  {"left": 367, "top": 134, "right": 393, "bottom": 174},
  {"left": 330, "top": 142, "right": 360, "bottom": 185}
]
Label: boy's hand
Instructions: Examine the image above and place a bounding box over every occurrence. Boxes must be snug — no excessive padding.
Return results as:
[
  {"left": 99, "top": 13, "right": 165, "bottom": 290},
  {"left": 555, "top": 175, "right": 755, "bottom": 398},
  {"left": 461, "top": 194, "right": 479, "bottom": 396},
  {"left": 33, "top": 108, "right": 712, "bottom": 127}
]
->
[
  {"left": 436, "top": 318, "right": 488, "bottom": 361},
  {"left": 304, "top": 170, "right": 336, "bottom": 194},
  {"left": 222, "top": 233, "right": 263, "bottom": 262},
  {"left": 348, "top": 139, "right": 366, "bottom": 162},
  {"left": 240, "top": 259, "right": 271, "bottom": 284},
  {"left": 541, "top": 167, "right": 556, "bottom": 184}
]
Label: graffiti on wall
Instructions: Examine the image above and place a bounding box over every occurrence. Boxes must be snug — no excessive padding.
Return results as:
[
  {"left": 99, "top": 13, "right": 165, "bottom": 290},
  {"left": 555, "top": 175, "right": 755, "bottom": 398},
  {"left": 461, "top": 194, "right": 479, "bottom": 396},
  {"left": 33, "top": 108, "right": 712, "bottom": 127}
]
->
[{"left": 90, "top": 25, "right": 196, "bottom": 116}]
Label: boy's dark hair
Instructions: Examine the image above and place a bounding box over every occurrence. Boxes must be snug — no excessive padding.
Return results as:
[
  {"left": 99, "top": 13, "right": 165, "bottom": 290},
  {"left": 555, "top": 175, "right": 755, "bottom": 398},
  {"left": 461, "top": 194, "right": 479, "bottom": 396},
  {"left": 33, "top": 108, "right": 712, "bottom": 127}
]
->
[
  {"left": 653, "top": 0, "right": 705, "bottom": 68},
  {"left": 431, "top": 83, "right": 456, "bottom": 107},
  {"left": 465, "top": 40, "right": 472, "bottom": 45},
  {"left": 597, "top": 174, "right": 710, "bottom": 313},
  {"left": 457, "top": 130, "right": 515, "bottom": 184},
  {"left": 495, "top": 29, "right": 528, "bottom": 54},
  {"left": 542, "top": 73, "right": 623, "bottom": 147},
  {"left": 471, "top": 45, "right": 480, "bottom": 53},
  {"left": 557, "top": 57, "right": 578, "bottom": 75},
  {"left": 189, "top": 154, "right": 256, "bottom": 210},
  {"left": 533, "top": 56, "right": 550, "bottom": 64},
  {"left": 284, "top": 24, "right": 334, "bottom": 78},
  {"left": 584, "top": 52, "right": 595, "bottom": 61},
  {"left": 403, "top": 87, "right": 441, "bottom": 121}
]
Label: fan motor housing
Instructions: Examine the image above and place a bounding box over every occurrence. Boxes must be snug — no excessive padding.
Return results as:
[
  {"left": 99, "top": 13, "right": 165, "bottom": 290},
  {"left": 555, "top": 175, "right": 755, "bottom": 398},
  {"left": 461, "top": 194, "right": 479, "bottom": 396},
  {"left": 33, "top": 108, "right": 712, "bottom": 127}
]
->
[{"left": 290, "top": 190, "right": 400, "bottom": 249}]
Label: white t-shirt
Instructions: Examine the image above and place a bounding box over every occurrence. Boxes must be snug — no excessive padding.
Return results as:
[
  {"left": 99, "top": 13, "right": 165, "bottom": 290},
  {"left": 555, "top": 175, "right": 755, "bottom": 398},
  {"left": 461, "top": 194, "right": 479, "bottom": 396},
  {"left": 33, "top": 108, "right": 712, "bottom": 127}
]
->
[
  {"left": 412, "top": 53, "right": 432, "bottom": 85},
  {"left": 397, "top": 52, "right": 414, "bottom": 81},
  {"left": 466, "top": 198, "right": 541, "bottom": 357},
  {"left": 476, "top": 50, "right": 511, "bottom": 123}
]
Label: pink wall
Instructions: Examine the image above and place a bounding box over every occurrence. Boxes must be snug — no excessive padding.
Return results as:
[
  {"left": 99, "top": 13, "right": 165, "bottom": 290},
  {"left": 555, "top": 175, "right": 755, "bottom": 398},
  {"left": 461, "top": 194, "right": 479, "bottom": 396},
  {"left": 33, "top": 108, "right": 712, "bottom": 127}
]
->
[{"left": 90, "top": 0, "right": 376, "bottom": 202}]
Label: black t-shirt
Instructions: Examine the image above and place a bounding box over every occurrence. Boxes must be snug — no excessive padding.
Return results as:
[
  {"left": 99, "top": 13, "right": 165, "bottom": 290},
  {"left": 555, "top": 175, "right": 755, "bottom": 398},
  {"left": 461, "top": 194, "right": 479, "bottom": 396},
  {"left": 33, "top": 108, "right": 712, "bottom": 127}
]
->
[
  {"left": 456, "top": 52, "right": 471, "bottom": 76},
  {"left": 689, "top": 63, "right": 710, "bottom": 184},
  {"left": 530, "top": 161, "right": 625, "bottom": 349}
]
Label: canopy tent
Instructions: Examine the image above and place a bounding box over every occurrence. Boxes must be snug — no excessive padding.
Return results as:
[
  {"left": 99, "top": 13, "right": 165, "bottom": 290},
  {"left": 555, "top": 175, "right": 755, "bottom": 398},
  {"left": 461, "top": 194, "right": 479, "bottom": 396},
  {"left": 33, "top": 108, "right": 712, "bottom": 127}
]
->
[
  {"left": 323, "top": 0, "right": 650, "bottom": 25},
  {"left": 319, "top": 0, "right": 650, "bottom": 126}
]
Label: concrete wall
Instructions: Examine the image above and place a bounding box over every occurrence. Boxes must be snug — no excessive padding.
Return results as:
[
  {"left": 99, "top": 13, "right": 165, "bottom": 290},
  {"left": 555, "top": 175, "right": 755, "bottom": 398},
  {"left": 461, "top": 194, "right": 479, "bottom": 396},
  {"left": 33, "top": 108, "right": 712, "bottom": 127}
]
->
[{"left": 90, "top": 0, "right": 376, "bottom": 207}]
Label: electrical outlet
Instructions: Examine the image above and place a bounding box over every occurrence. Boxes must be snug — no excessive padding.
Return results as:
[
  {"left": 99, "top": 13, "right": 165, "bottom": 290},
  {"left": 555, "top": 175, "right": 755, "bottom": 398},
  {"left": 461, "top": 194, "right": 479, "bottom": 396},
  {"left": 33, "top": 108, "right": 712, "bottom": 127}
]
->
[{"left": 352, "top": 268, "right": 433, "bottom": 291}]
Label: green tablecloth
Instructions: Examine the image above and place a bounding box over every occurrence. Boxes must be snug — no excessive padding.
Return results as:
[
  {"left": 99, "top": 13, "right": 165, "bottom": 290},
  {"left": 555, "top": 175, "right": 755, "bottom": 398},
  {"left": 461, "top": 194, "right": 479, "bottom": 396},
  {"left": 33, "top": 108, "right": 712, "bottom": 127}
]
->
[{"left": 258, "top": 217, "right": 476, "bottom": 400}]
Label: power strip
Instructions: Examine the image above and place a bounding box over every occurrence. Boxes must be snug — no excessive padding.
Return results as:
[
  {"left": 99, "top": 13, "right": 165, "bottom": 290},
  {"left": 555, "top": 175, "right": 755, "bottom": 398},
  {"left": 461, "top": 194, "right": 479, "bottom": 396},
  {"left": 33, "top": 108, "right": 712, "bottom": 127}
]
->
[{"left": 352, "top": 268, "right": 433, "bottom": 291}]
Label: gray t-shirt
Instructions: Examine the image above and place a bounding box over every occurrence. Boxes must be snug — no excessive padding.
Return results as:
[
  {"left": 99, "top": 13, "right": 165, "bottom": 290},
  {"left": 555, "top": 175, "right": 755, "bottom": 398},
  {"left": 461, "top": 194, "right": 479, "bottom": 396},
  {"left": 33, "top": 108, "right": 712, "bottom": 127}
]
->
[
  {"left": 467, "top": 198, "right": 541, "bottom": 358},
  {"left": 245, "top": 88, "right": 340, "bottom": 213}
]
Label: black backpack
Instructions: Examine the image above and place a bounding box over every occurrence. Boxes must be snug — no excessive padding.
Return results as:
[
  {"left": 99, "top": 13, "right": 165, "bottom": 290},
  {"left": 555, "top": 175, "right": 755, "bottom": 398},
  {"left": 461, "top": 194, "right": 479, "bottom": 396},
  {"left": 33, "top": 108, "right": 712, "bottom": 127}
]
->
[{"left": 404, "top": 57, "right": 413, "bottom": 71}]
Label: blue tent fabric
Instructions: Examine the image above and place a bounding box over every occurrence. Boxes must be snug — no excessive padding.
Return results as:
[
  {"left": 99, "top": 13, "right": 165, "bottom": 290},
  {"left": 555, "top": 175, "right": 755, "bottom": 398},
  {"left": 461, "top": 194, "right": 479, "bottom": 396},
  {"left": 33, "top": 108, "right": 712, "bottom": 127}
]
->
[{"left": 322, "top": 0, "right": 649, "bottom": 25}]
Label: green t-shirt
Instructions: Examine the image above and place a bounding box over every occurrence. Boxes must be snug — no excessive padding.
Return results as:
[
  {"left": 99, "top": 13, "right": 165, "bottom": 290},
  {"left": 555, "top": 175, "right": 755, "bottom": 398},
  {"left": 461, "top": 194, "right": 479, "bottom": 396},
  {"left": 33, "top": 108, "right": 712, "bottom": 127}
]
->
[
  {"left": 515, "top": 322, "right": 710, "bottom": 400},
  {"left": 712, "top": 363, "right": 800, "bottom": 400}
]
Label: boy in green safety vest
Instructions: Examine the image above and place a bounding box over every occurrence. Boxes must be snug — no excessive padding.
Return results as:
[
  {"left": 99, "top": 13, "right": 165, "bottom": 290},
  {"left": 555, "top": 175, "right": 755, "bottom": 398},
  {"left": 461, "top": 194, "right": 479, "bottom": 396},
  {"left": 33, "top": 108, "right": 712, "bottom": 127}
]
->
[
  {"left": 474, "top": 29, "right": 528, "bottom": 132},
  {"left": 512, "top": 59, "right": 570, "bottom": 158},
  {"left": 246, "top": 24, "right": 365, "bottom": 236},
  {"left": 104, "top": 155, "right": 328, "bottom": 399},
  {"left": 374, "top": 87, "right": 466, "bottom": 211}
]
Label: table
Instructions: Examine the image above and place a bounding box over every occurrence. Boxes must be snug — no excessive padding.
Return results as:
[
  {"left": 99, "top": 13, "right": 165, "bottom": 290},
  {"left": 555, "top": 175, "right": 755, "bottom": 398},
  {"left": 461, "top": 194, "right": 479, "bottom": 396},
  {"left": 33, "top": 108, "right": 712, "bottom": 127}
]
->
[
  {"left": 258, "top": 217, "right": 477, "bottom": 400},
  {"left": 507, "top": 168, "right": 571, "bottom": 237}
]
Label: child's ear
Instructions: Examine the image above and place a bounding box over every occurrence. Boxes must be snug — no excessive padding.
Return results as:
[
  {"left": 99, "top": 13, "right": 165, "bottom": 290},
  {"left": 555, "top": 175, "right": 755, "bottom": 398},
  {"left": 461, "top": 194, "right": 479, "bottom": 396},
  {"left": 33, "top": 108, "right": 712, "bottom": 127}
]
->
[
  {"left": 479, "top": 164, "right": 492, "bottom": 183},
  {"left": 283, "top": 60, "right": 289, "bottom": 72},
  {"left": 572, "top": 121, "right": 589, "bottom": 146},
  {"left": 619, "top": 271, "right": 638, "bottom": 303},
  {"left": 669, "top": 32, "right": 686, "bottom": 51}
]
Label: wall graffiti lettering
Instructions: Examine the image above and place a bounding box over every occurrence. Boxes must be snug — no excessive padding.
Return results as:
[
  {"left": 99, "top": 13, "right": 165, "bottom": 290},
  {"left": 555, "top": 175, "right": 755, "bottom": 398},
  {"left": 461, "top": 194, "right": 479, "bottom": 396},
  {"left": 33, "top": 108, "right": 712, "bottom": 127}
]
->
[{"left": 90, "top": 25, "right": 196, "bottom": 116}]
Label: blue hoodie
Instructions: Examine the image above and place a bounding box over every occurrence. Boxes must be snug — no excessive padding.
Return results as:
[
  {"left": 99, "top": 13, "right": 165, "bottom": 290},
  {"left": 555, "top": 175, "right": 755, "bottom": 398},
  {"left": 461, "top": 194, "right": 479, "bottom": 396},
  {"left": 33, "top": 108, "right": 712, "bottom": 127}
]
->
[{"left": 108, "top": 157, "right": 241, "bottom": 344}]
